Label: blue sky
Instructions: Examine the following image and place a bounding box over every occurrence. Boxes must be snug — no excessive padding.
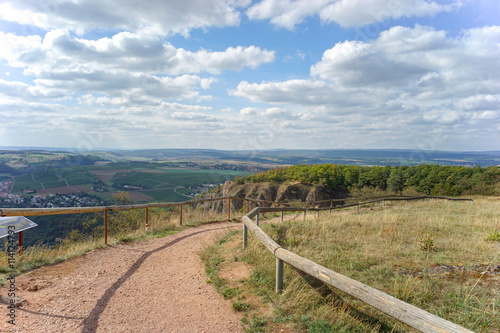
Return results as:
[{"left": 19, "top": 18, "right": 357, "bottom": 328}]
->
[{"left": 0, "top": 0, "right": 499, "bottom": 151}]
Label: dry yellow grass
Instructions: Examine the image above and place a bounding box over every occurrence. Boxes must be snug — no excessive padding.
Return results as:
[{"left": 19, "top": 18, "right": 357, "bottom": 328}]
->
[{"left": 240, "top": 196, "right": 499, "bottom": 332}]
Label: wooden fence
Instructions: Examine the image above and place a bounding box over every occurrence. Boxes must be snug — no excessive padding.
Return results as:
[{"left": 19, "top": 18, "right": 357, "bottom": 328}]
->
[
  {"left": 0, "top": 195, "right": 471, "bottom": 249},
  {"left": 241, "top": 196, "right": 474, "bottom": 333},
  {"left": 1, "top": 195, "right": 473, "bottom": 331}
]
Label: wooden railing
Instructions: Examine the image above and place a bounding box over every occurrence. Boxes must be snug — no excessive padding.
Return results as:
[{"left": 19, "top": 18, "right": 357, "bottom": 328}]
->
[
  {"left": 241, "top": 196, "right": 474, "bottom": 333},
  {"left": 1, "top": 194, "right": 473, "bottom": 331},
  {"left": 0, "top": 195, "right": 471, "bottom": 247}
]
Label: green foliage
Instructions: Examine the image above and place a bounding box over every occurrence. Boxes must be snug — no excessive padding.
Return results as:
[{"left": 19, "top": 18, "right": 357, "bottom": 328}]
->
[
  {"left": 486, "top": 229, "right": 500, "bottom": 241},
  {"left": 247, "top": 317, "right": 267, "bottom": 332},
  {"left": 63, "top": 229, "right": 84, "bottom": 244},
  {"left": 233, "top": 300, "right": 251, "bottom": 311},
  {"left": 242, "top": 164, "right": 499, "bottom": 196},
  {"left": 419, "top": 234, "right": 435, "bottom": 252}
]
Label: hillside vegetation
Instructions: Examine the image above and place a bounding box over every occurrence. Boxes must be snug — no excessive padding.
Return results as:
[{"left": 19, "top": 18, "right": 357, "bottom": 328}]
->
[
  {"left": 236, "top": 164, "right": 500, "bottom": 196},
  {"left": 207, "top": 196, "right": 499, "bottom": 332}
]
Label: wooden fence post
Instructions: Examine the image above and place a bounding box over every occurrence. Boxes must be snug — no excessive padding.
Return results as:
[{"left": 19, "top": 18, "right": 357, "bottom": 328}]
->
[
  {"left": 356, "top": 205, "right": 359, "bottom": 213},
  {"left": 317, "top": 211, "right": 320, "bottom": 219},
  {"left": 303, "top": 211, "right": 306, "bottom": 221},
  {"left": 18, "top": 231, "right": 23, "bottom": 255},
  {"left": 145, "top": 207, "right": 149, "bottom": 232},
  {"left": 247, "top": 200, "right": 249, "bottom": 213},
  {"left": 280, "top": 211, "right": 284, "bottom": 223},
  {"left": 180, "top": 204, "right": 183, "bottom": 226},
  {"left": 228, "top": 198, "right": 231, "bottom": 220},
  {"left": 276, "top": 258, "right": 284, "bottom": 293},
  {"left": 243, "top": 225, "right": 248, "bottom": 248},
  {"left": 383, "top": 200, "right": 385, "bottom": 208},
  {"left": 104, "top": 209, "right": 108, "bottom": 245},
  {"left": 256, "top": 213, "right": 260, "bottom": 226}
]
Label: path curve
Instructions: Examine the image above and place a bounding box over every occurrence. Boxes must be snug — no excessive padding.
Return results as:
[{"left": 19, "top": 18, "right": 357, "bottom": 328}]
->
[{"left": 1, "top": 222, "right": 242, "bottom": 333}]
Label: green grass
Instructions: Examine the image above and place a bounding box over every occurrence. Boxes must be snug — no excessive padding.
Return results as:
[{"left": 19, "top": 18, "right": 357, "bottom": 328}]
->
[
  {"left": 142, "top": 189, "right": 186, "bottom": 202},
  {"left": 11, "top": 174, "right": 42, "bottom": 192},
  {"left": 63, "top": 170, "right": 96, "bottom": 185},
  {"left": 175, "top": 187, "right": 195, "bottom": 195},
  {"left": 111, "top": 169, "right": 249, "bottom": 188}
]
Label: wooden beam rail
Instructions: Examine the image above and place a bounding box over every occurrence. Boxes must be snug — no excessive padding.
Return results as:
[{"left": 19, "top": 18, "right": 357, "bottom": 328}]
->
[
  {"left": 241, "top": 199, "right": 474, "bottom": 333},
  {"left": 0, "top": 195, "right": 471, "bottom": 247},
  {"left": 0, "top": 191, "right": 474, "bottom": 331},
  {"left": 0, "top": 195, "right": 471, "bottom": 217}
]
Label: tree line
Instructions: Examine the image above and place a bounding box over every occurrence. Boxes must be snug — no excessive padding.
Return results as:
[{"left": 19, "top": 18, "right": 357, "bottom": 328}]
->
[{"left": 235, "top": 164, "right": 500, "bottom": 196}]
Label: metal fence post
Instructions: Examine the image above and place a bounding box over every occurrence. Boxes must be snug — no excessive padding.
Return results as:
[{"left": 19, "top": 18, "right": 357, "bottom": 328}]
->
[
  {"left": 228, "top": 198, "right": 231, "bottom": 220},
  {"left": 303, "top": 211, "right": 306, "bottom": 220},
  {"left": 356, "top": 205, "right": 359, "bottom": 213},
  {"left": 276, "top": 258, "right": 284, "bottom": 293},
  {"left": 281, "top": 211, "right": 284, "bottom": 223},
  {"left": 383, "top": 200, "right": 385, "bottom": 208},
  {"left": 145, "top": 207, "right": 149, "bottom": 232},
  {"left": 256, "top": 213, "right": 260, "bottom": 226},
  {"left": 180, "top": 204, "right": 183, "bottom": 225}
]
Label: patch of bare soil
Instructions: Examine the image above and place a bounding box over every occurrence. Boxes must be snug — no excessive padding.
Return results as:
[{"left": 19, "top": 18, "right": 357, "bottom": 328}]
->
[
  {"left": 91, "top": 169, "right": 164, "bottom": 182},
  {"left": 216, "top": 231, "right": 297, "bottom": 333},
  {"left": 0, "top": 222, "right": 243, "bottom": 333},
  {"left": 37, "top": 186, "right": 77, "bottom": 195},
  {"left": 126, "top": 191, "right": 153, "bottom": 202}
]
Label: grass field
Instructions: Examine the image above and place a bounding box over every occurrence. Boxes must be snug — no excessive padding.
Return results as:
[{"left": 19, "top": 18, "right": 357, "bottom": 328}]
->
[
  {"left": 142, "top": 189, "right": 187, "bottom": 202},
  {"left": 207, "top": 197, "right": 499, "bottom": 332},
  {"left": 11, "top": 174, "right": 42, "bottom": 192},
  {"left": 110, "top": 168, "right": 248, "bottom": 188}
]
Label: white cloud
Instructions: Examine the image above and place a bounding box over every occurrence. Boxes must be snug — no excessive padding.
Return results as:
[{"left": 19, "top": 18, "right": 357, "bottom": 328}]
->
[
  {"left": 232, "top": 79, "right": 385, "bottom": 108},
  {"left": 170, "top": 112, "right": 218, "bottom": 122},
  {"left": 247, "top": 0, "right": 459, "bottom": 29},
  {"left": 0, "top": 0, "right": 246, "bottom": 36},
  {"left": 0, "top": 30, "right": 274, "bottom": 76},
  {"left": 0, "top": 30, "right": 274, "bottom": 102},
  {"left": 232, "top": 25, "right": 500, "bottom": 149},
  {"left": 319, "top": 0, "right": 458, "bottom": 28}
]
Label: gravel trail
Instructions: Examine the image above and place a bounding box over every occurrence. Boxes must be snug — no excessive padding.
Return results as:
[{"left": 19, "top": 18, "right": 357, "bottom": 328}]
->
[{"left": 1, "top": 222, "right": 242, "bottom": 333}]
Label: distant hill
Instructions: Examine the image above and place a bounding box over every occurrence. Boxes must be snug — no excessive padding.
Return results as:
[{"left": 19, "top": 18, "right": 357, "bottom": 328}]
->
[
  {"left": 1, "top": 147, "right": 499, "bottom": 169},
  {"left": 106, "top": 148, "right": 500, "bottom": 166}
]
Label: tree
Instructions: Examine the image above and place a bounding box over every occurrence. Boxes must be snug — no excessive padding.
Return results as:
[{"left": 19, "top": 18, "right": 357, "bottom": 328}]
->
[
  {"left": 113, "top": 191, "right": 130, "bottom": 205},
  {"left": 387, "top": 167, "right": 405, "bottom": 193}
]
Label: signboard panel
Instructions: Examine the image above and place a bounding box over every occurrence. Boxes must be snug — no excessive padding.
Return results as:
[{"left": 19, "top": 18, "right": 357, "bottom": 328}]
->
[{"left": 0, "top": 216, "right": 38, "bottom": 239}]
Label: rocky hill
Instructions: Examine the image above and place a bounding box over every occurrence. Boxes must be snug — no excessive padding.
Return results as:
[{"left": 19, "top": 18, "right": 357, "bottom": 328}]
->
[{"left": 196, "top": 182, "right": 348, "bottom": 213}]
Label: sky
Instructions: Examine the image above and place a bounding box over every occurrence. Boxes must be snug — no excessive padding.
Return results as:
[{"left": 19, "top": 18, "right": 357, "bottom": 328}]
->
[{"left": 0, "top": 0, "right": 499, "bottom": 152}]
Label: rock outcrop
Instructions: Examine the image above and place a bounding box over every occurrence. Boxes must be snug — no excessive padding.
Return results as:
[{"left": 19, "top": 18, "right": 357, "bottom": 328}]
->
[{"left": 195, "top": 182, "right": 348, "bottom": 213}]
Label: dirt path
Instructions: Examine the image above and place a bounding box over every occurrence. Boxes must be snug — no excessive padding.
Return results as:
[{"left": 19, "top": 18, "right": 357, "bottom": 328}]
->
[
  {"left": 0, "top": 222, "right": 243, "bottom": 333},
  {"left": 30, "top": 174, "right": 44, "bottom": 190}
]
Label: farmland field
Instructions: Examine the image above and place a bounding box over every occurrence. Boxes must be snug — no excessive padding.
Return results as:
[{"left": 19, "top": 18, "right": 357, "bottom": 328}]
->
[
  {"left": 142, "top": 189, "right": 187, "bottom": 202},
  {"left": 7, "top": 161, "right": 253, "bottom": 202},
  {"left": 110, "top": 168, "right": 247, "bottom": 188},
  {"left": 11, "top": 174, "right": 42, "bottom": 192}
]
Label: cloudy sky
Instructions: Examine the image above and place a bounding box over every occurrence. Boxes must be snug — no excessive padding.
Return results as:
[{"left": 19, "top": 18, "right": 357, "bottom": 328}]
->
[{"left": 0, "top": 0, "right": 499, "bottom": 151}]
